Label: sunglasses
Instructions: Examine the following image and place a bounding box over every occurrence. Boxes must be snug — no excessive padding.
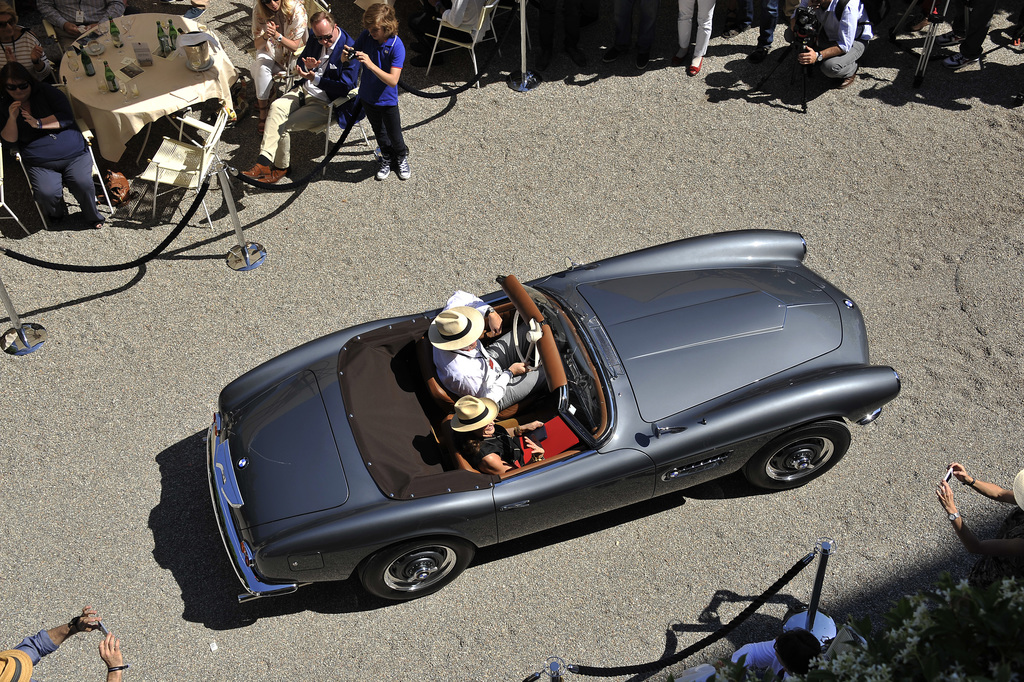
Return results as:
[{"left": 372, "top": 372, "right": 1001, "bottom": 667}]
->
[
  {"left": 0, "top": 19, "right": 14, "bottom": 27},
  {"left": 259, "top": 0, "right": 278, "bottom": 5},
  {"left": 5, "top": 82, "right": 30, "bottom": 91},
  {"left": 315, "top": 32, "right": 334, "bottom": 42}
]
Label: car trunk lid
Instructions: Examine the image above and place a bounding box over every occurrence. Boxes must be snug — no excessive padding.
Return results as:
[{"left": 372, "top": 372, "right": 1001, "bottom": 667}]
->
[{"left": 227, "top": 369, "right": 349, "bottom": 529}]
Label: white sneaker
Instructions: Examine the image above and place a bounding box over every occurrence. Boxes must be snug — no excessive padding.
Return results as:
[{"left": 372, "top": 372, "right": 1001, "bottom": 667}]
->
[
  {"left": 396, "top": 155, "right": 411, "bottom": 180},
  {"left": 375, "top": 155, "right": 392, "bottom": 181}
]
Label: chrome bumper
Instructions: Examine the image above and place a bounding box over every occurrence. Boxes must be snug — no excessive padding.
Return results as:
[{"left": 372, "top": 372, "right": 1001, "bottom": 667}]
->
[{"left": 207, "top": 413, "right": 300, "bottom": 603}]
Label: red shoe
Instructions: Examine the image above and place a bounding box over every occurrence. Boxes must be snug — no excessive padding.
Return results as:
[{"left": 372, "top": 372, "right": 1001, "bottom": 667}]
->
[{"left": 687, "top": 56, "right": 703, "bottom": 76}]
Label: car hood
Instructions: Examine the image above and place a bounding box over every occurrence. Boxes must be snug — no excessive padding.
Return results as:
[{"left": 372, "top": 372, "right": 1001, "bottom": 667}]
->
[
  {"left": 227, "top": 369, "right": 349, "bottom": 529},
  {"left": 577, "top": 268, "right": 842, "bottom": 422}
]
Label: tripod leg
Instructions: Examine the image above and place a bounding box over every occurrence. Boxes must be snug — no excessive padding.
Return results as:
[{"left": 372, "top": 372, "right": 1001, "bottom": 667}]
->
[{"left": 914, "top": 0, "right": 952, "bottom": 86}]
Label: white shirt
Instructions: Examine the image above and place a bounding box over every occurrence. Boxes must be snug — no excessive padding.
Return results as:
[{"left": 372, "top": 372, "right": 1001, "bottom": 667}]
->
[
  {"left": 432, "top": 290, "right": 512, "bottom": 403},
  {"left": 799, "top": 0, "right": 873, "bottom": 53},
  {"left": 731, "top": 640, "right": 788, "bottom": 679},
  {"left": 303, "top": 30, "right": 340, "bottom": 102}
]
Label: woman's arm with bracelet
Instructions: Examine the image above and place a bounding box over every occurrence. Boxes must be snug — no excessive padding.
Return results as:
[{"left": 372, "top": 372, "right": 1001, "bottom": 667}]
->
[{"left": 948, "top": 462, "right": 1017, "bottom": 504}]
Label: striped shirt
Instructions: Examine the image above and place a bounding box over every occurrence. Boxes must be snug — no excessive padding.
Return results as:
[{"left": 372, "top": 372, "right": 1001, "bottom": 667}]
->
[{"left": 0, "top": 28, "right": 52, "bottom": 81}]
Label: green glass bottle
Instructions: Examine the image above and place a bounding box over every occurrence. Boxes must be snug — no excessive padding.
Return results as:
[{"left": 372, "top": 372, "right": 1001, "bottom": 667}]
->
[
  {"left": 78, "top": 46, "right": 96, "bottom": 76},
  {"left": 167, "top": 19, "right": 178, "bottom": 50},
  {"left": 103, "top": 60, "right": 117, "bottom": 92},
  {"left": 108, "top": 19, "right": 122, "bottom": 48},
  {"left": 156, "top": 21, "right": 169, "bottom": 57}
]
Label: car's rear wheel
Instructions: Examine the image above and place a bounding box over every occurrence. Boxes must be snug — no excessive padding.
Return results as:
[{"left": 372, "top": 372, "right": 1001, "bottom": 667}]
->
[
  {"left": 359, "top": 537, "right": 475, "bottom": 601},
  {"left": 743, "top": 421, "right": 851, "bottom": 490}
]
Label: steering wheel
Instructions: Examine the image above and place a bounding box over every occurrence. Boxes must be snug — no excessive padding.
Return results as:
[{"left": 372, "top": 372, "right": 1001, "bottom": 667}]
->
[
  {"left": 512, "top": 309, "right": 543, "bottom": 368},
  {"left": 497, "top": 274, "right": 567, "bottom": 392}
]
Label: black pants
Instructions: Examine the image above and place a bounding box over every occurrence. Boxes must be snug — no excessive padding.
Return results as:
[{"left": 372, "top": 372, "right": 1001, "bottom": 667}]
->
[{"left": 363, "top": 101, "right": 408, "bottom": 159}]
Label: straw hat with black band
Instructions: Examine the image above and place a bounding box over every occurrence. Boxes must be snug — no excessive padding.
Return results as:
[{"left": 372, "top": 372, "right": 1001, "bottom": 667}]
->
[
  {"left": 0, "top": 649, "right": 33, "bottom": 682},
  {"left": 429, "top": 306, "right": 485, "bottom": 351},
  {"left": 451, "top": 396, "right": 498, "bottom": 432}
]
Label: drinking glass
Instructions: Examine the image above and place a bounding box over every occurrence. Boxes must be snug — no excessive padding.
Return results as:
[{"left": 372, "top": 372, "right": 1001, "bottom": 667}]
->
[
  {"left": 121, "top": 16, "right": 133, "bottom": 40},
  {"left": 119, "top": 81, "right": 129, "bottom": 103},
  {"left": 128, "top": 82, "right": 139, "bottom": 99},
  {"left": 65, "top": 51, "right": 81, "bottom": 80}
]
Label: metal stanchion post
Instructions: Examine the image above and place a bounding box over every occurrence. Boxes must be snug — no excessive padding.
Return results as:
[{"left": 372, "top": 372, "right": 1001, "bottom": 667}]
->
[
  {"left": 218, "top": 163, "right": 267, "bottom": 272},
  {"left": 507, "top": 0, "right": 542, "bottom": 91},
  {"left": 0, "top": 268, "right": 46, "bottom": 356},
  {"left": 783, "top": 538, "right": 837, "bottom": 643}
]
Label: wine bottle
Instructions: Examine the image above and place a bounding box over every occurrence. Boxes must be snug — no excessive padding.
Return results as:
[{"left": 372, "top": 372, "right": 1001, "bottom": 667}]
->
[
  {"left": 167, "top": 19, "right": 178, "bottom": 50},
  {"left": 103, "top": 60, "right": 117, "bottom": 92}
]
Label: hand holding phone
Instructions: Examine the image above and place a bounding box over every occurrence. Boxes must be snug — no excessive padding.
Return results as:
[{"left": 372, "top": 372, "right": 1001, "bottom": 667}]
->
[{"left": 943, "top": 466, "right": 954, "bottom": 484}]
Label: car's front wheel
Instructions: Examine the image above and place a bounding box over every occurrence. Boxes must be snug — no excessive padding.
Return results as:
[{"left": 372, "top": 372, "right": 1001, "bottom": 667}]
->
[
  {"left": 359, "top": 537, "right": 475, "bottom": 601},
  {"left": 743, "top": 421, "right": 851, "bottom": 490}
]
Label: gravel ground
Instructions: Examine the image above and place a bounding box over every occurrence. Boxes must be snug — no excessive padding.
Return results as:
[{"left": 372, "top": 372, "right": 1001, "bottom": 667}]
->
[{"left": 1, "top": 0, "right": 1023, "bottom": 680}]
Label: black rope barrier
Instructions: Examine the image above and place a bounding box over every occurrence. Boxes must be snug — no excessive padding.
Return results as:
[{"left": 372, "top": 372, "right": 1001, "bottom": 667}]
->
[
  {"left": 566, "top": 551, "right": 816, "bottom": 678},
  {"left": 0, "top": 180, "right": 212, "bottom": 273},
  {"left": 232, "top": 98, "right": 363, "bottom": 191}
]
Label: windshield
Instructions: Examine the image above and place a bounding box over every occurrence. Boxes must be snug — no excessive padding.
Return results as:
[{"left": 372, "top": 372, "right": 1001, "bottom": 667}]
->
[{"left": 523, "top": 284, "right": 611, "bottom": 443}]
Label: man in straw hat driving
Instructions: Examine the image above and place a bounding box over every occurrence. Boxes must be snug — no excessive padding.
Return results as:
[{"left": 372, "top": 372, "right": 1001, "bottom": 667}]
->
[
  {"left": 430, "top": 291, "right": 547, "bottom": 410},
  {"left": 0, "top": 606, "right": 127, "bottom": 682}
]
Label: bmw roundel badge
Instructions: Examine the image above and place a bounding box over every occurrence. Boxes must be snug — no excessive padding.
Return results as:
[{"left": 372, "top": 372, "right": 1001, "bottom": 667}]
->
[{"left": 237, "top": 457, "right": 248, "bottom": 469}]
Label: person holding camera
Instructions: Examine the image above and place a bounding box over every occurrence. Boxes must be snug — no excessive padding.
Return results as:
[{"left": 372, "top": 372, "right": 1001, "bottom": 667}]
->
[
  {"left": 789, "top": 0, "right": 872, "bottom": 88},
  {"left": 0, "top": 606, "right": 129, "bottom": 681},
  {"left": 241, "top": 11, "right": 361, "bottom": 184},
  {"left": 937, "top": 463, "right": 1024, "bottom": 586}
]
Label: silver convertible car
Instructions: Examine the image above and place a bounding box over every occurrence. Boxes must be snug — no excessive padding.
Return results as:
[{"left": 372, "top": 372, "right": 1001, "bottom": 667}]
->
[{"left": 208, "top": 230, "right": 900, "bottom": 602}]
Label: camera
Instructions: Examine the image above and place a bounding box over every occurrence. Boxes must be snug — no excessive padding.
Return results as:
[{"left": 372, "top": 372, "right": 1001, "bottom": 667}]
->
[
  {"left": 343, "top": 46, "right": 357, "bottom": 59},
  {"left": 792, "top": 6, "right": 821, "bottom": 46}
]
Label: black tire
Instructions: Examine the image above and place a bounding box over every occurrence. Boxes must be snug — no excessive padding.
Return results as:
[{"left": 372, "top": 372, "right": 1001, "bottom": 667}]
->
[
  {"left": 742, "top": 421, "right": 851, "bottom": 490},
  {"left": 359, "top": 537, "right": 475, "bottom": 601}
]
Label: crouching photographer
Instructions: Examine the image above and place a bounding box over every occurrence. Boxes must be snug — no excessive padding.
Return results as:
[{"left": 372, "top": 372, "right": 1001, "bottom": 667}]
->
[{"left": 789, "top": 0, "right": 872, "bottom": 88}]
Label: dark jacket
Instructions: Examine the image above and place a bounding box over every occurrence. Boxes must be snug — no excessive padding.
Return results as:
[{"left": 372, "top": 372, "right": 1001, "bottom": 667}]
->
[
  {"left": 296, "top": 26, "right": 360, "bottom": 102},
  {"left": 296, "top": 26, "right": 364, "bottom": 129},
  {"left": 0, "top": 82, "right": 86, "bottom": 165}
]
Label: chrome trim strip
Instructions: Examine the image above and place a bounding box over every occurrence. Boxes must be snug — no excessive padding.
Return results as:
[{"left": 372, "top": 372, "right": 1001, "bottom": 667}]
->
[{"left": 207, "top": 413, "right": 299, "bottom": 602}]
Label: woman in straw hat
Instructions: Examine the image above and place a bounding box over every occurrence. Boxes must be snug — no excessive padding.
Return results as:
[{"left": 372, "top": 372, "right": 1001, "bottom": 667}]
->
[
  {"left": 450, "top": 396, "right": 545, "bottom": 475},
  {"left": 937, "top": 463, "right": 1024, "bottom": 586}
]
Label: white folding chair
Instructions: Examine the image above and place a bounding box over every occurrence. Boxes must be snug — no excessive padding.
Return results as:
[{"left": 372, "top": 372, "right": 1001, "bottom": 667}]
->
[
  {"left": 14, "top": 86, "right": 112, "bottom": 231},
  {"left": 425, "top": 0, "right": 502, "bottom": 87},
  {"left": 135, "top": 104, "right": 229, "bottom": 229},
  {"left": 309, "top": 89, "right": 375, "bottom": 175},
  {"left": 0, "top": 158, "right": 30, "bottom": 236}
]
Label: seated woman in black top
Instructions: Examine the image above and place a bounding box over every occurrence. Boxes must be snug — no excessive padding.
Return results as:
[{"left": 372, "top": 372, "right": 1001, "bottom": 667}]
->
[
  {"left": 1, "top": 62, "right": 104, "bottom": 229},
  {"left": 451, "top": 396, "right": 545, "bottom": 476}
]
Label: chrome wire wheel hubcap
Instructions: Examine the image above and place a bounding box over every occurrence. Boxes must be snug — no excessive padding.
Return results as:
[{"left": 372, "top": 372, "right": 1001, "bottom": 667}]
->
[
  {"left": 767, "top": 438, "right": 835, "bottom": 482},
  {"left": 383, "top": 546, "right": 457, "bottom": 592}
]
